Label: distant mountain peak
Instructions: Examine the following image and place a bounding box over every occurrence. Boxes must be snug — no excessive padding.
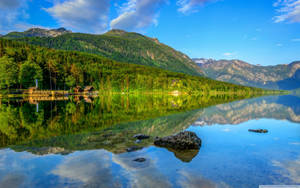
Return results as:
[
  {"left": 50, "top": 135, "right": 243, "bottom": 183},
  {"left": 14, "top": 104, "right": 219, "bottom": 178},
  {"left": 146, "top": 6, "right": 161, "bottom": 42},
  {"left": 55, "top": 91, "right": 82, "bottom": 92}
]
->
[
  {"left": 104, "top": 29, "right": 147, "bottom": 40},
  {"left": 193, "top": 58, "right": 300, "bottom": 90},
  {"left": 25, "top": 27, "right": 71, "bottom": 33},
  {"left": 105, "top": 29, "right": 129, "bottom": 36},
  {"left": 193, "top": 58, "right": 216, "bottom": 65},
  {"left": 55, "top": 27, "right": 69, "bottom": 32},
  {"left": 4, "top": 27, "right": 71, "bottom": 39}
]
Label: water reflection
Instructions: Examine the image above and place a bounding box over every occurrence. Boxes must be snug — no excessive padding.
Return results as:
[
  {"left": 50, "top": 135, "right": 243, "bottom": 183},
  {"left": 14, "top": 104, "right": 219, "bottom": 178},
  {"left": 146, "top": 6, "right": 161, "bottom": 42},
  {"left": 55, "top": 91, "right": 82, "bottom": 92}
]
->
[
  {"left": 194, "top": 95, "right": 300, "bottom": 125},
  {"left": 52, "top": 151, "right": 119, "bottom": 187},
  {"left": 0, "top": 94, "right": 299, "bottom": 187},
  {"left": 0, "top": 94, "right": 248, "bottom": 149},
  {"left": 272, "top": 157, "right": 300, "bottom": 184}
]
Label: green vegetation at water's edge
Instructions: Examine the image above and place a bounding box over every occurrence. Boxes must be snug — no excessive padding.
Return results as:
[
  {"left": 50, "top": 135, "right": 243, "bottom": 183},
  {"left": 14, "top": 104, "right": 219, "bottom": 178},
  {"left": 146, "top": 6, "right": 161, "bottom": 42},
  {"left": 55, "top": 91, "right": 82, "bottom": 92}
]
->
[{"left": 0, "top": 39, "right": 270, "bottom": 94}]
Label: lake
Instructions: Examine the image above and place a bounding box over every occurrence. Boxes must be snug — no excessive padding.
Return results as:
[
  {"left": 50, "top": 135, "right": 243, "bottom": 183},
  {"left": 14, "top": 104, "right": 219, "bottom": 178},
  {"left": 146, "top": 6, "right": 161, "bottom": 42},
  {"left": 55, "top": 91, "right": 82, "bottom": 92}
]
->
[{"left": 0, "top": 94, "right": 299, "bottom": 188}]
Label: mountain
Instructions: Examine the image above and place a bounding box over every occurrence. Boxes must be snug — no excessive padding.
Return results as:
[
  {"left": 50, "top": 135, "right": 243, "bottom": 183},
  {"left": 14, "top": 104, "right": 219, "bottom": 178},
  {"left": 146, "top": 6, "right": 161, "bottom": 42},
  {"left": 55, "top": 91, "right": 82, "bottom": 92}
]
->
[
  {"left": 3, "top": 27, "right": 71, "bottom": 39},
  {"left": 194, "top": 58, "right": 300, "bottom": 90},
  {"left": 3, "top": 28, "right": 203, "bottom": 76},
  {"left": 0, "top": 38, "right": 268, "bottom": 95}
]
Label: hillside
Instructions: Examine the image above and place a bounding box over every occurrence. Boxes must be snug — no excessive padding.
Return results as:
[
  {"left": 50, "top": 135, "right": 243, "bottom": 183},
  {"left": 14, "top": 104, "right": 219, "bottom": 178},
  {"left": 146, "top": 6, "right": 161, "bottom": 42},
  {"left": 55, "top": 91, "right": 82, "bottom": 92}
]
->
[
  {"left": 3, "top": 28, "right": 203, "bottom": 76},
  {"left": 194, "top": 58, "right": 300, "bottom": 90},
  {"left": 0, "top": 39, "right": 269, "bottom": 95}
]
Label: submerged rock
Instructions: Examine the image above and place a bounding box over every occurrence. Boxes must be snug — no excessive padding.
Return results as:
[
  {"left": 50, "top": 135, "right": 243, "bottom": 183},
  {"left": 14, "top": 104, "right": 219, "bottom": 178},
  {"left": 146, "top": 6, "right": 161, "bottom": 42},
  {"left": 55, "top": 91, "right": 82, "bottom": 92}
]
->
[
  {"left": 248, "top": 129, "right": 268, "bottom": 133},
  {"left": 133, "top": 158, "right": 146, "bottom": 162},
  {"left": 154, "top": 131, "right": 202, "bottom": 150},
  {"left": 126, "top": 146, "right": 143, "bottom": 152},
  {"left": 171, "top": 148, "right": 199, "bottom": 162},
  {"left": 133, "top": 134, "right": 150, "bottom": 140}
]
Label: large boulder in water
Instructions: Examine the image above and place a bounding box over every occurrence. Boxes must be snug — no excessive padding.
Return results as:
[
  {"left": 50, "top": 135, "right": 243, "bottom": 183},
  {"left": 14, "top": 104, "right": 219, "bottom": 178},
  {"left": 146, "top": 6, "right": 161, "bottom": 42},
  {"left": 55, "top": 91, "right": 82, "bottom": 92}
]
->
[{"left": 154, "top": 131, "right": 201, "bottom": 150}]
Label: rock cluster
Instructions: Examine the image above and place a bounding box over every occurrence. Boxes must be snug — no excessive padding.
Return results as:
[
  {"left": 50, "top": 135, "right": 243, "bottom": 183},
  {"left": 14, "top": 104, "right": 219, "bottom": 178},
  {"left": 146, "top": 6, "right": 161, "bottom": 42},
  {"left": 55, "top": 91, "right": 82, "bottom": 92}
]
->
[
  {"left": 126, "top": 146, "right": 143, "bottom": 152},
  {"left": 154, "top": 131, "right": 201, "bottom": 150}
]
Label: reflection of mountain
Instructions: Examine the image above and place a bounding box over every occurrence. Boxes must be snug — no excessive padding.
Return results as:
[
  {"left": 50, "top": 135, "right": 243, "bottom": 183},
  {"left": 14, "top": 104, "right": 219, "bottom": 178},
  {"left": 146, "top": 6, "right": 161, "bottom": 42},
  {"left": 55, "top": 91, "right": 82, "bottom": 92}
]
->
[
  {"left": 0, "top": 94, "right": 247, "bottom": 149},
  {"left": 12, "top": 109, "right": 203, "bottom": 155},
  {"left": 196, "top": 95, "right": 300, "bottom": 125},
  {"left": 4, "top": 94, "right": 299, "bottom": 157}
]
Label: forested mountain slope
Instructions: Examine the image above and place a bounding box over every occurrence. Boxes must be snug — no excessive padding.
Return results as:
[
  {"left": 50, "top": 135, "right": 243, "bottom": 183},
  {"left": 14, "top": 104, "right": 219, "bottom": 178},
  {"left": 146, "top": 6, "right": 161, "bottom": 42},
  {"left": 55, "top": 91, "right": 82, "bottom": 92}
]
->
[
  {"left": 3, "top": 28, "right": 203, "bottom": 76},
  {"left": 0, "top": 39, "right": 266, "bottom": 94}
]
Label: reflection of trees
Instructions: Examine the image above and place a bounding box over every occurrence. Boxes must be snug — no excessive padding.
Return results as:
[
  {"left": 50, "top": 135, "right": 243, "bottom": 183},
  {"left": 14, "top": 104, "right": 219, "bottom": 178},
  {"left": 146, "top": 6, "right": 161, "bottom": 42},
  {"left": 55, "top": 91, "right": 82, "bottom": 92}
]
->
[{"left": 0, "top": 94, "right": 246, "bottom": 149}]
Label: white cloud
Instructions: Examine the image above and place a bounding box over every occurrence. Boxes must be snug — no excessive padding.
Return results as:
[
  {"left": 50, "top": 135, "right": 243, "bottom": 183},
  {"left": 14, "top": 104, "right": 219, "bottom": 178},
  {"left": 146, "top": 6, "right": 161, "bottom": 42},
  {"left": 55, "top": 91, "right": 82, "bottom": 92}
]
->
[
  {"left": 112, "top": 154, "right": 172, "bottom": 188},
  {"left": 177, "top": 170, "right": 228, "bottom": 188},
  {"left": 276, "top": 43, "right": 283, "bottom": 46},
  {"left": 291, "top": 38, "right": 300, "bottom": 41},
  {"left": 110, "top": 0, "right": 166, "bottom": 31},
  {"left": 223, "top": 52, "right": 237, "bottom": 57},
  {"left": 177, "top": 0, "right": 216, "bottom": 14},
  {"left": 52, "top": 150, "right": 117, "bottom": 187},
  {"left": 0, "top": 0, "right": 32, "bottom": 34},
  {"left": 46, "top": 0, "right": 110, "bottom": 33},
  {"left": 272, "top": 158, "right": 300, "bottom": 183},
  {"left": 273, "top": 0, "right": 300, "bottom": 23}
]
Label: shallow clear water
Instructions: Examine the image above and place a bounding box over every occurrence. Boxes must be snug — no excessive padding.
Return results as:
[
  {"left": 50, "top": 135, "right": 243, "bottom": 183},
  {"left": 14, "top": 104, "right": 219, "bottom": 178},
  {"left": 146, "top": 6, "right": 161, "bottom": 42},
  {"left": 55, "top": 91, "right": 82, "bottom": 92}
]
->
[{"left": 0, "top": 95, "right": 299, "bottom": 188}]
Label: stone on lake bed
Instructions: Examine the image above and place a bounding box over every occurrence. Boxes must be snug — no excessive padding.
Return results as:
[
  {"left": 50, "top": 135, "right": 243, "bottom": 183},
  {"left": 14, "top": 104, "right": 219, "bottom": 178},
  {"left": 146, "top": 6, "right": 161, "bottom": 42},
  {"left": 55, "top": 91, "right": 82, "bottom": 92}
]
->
[
  {"left": 154, "top": 131, "right": 202, "bottom": 150},
  {"left": 133, "top": 134, "right": 150, "bottom": 140},
  {"left": 248, "top": 129, "right": 268, "bottom": 133},
  {"left": 126, "top": 146, "right": 143, "bottom": 152},
  {"left": 133, "top": 158, "right": 146, "bottom": 162}
]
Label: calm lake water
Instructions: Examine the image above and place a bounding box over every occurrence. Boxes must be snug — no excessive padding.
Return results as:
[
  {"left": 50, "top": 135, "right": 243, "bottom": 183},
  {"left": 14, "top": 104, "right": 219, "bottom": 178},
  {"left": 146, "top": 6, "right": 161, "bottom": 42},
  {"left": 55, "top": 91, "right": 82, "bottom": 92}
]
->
[{"left": 0, "top": 94, "right": 299, "bottom": 188}]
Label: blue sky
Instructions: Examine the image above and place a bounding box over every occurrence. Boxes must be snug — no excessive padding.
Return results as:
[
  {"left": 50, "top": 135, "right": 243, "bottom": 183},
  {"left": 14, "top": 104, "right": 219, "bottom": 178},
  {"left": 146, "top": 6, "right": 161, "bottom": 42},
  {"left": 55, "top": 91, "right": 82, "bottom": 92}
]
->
[{"left": 0, "top": 0, "right": 300, "bottom": 66}]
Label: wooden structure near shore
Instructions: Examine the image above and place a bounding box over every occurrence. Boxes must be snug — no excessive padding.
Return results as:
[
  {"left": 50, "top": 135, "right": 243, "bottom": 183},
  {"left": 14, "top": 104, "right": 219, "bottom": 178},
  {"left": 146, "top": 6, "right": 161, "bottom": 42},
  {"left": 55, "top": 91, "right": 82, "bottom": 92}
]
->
[
  {"left": 27, "top": 96, "right": 69, "bottom": 104},
  {"left": 23, "top": 88, "right": 69, "bottom": 97}
]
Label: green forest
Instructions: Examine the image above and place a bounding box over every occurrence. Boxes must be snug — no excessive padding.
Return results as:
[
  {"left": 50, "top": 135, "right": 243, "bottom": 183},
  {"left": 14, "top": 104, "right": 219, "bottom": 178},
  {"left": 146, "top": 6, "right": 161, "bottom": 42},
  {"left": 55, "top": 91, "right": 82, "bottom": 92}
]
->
[{"left": 0, "top": 39, "right": 269, "bottom": 94}]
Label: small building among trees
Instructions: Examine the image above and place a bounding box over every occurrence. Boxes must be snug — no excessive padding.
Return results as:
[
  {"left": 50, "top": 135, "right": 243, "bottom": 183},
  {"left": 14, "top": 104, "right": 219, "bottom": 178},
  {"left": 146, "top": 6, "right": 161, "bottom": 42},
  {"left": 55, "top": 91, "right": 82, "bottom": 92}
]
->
[{"left": 74, "top": 86, "right": 83, "bottom": 93}]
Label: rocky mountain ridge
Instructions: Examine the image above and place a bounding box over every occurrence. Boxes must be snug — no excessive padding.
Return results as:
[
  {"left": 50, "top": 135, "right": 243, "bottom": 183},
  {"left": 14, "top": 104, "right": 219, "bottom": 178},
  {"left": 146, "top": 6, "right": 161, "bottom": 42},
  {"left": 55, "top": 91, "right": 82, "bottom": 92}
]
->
[
  {"left": 3, "top": 27, "right": 72, "bottom": 39},
  {"left": 194, "top": 58, "right": 300, "bottom": 90}
]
